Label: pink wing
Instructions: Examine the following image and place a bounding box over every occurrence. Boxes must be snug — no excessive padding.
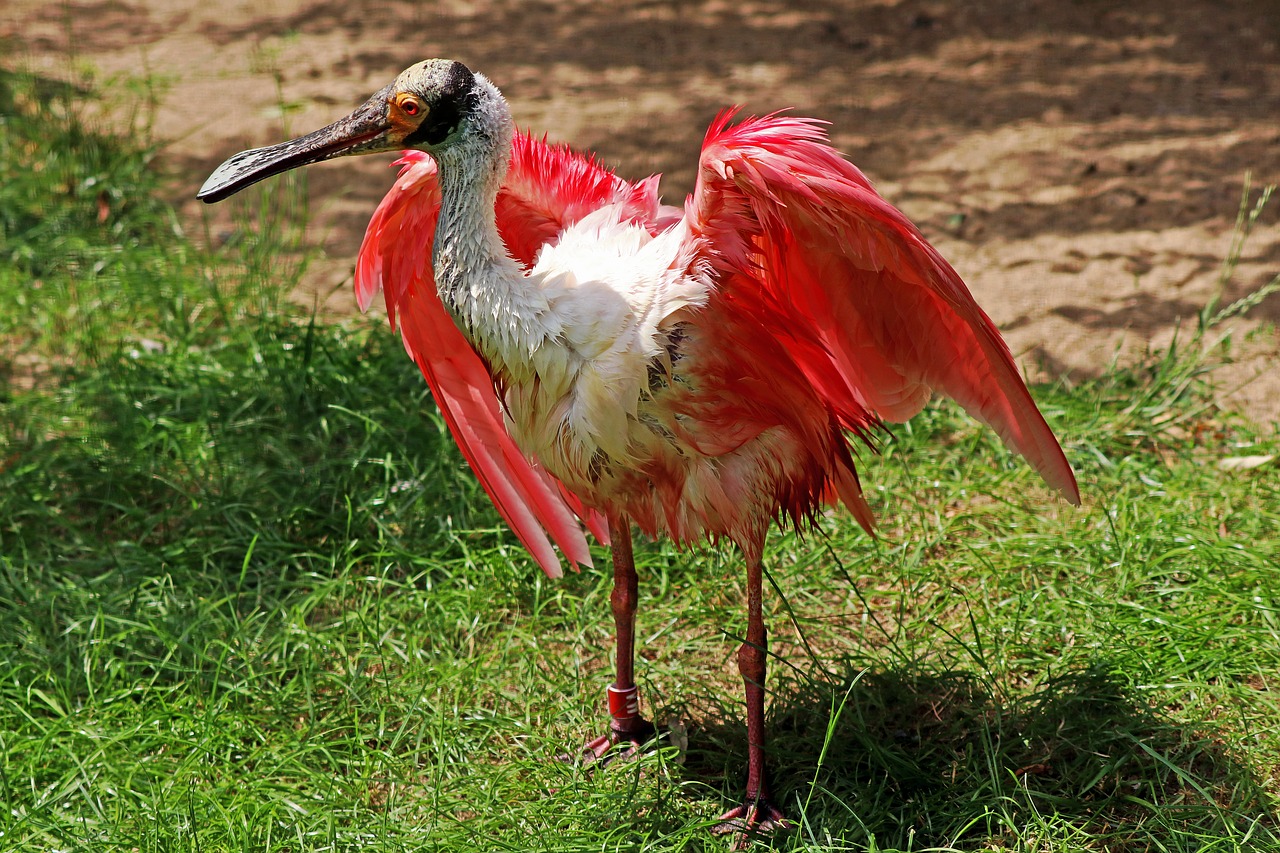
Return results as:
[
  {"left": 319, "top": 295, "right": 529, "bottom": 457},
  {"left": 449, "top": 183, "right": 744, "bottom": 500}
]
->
[
  {"left": 356, "top": 137, "right": 652, "bottom": 577},
  {"left": 496, "top": 134, "right": 679, "bottom": 266},
  {"left": 689, "top": 112, "right": 1080, "bottom": 504}
]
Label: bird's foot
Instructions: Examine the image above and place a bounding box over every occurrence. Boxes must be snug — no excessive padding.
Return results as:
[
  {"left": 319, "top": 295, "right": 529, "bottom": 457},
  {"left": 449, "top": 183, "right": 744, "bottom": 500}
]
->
[
  {"left": 713, "top": 797, "right": 792, "bottom": 848},
  {"left": 579, "top": 682, "right": 657, "bottom": 764},
  {"left": 581, "top": 715, "right": 658, "bottom": 764},
  {"left": 556, "top": 684, "right": 657, "bottom": 765}
]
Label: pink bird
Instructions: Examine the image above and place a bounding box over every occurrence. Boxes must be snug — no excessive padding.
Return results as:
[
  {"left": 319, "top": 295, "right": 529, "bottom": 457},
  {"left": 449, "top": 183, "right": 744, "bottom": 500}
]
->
[{"left": 200, "top": 59, "right": 1079, "bottom": 836}]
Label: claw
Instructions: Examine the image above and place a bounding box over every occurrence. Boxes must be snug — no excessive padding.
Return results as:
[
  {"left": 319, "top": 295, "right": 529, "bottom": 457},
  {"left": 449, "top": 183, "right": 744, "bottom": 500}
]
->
[
  {"left": 582, "top": 715, "right": 657, "bottom": 764},
  {"left": 713, "top": 797, "right": 792, "bottom": 848}
]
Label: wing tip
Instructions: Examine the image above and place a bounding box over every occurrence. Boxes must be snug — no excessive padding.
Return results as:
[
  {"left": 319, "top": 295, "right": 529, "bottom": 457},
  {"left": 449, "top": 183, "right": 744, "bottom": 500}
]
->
[{"left": 1050, "top": 464, "right": 1082, "bottom": 507}]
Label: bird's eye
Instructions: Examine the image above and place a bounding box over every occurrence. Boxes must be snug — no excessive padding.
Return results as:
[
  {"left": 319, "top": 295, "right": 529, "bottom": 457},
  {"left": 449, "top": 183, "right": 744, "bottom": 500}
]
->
[{"left": 398, "top": 96, "right": 422, "bottom": 116}]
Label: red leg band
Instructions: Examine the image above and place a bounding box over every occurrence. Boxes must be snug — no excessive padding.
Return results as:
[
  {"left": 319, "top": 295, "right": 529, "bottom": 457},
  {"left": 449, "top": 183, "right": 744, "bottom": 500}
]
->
[{"left": 607, "top": 683, "right": 641, "bottom": 720}]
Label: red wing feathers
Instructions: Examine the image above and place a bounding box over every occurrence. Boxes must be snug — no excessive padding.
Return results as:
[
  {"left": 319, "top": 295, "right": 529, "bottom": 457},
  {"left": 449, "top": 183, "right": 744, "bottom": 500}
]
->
[
  {"left": 496, "top": 134, "right": 674, "bottom": 266},
  {"left": 690, "top": 111, "right": 1079, "bottom": 504}
]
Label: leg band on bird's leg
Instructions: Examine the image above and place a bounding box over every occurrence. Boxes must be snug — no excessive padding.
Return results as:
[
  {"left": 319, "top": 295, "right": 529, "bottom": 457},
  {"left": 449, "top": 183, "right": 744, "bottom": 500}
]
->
[
  {"left": 581, "top": 518, "right": 655, "bottom": 759},
  {"left": 607, "top": 683, "right": 641, "bottom": 720},
  {"left": 606, "top": 682, "right": 650, "bottom": 737}
]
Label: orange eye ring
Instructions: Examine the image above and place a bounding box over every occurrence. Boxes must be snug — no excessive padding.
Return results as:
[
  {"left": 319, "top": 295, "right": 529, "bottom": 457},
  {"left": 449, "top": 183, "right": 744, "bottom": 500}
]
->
[{"left": 397, "top": 95, "right": 422, "bottom": 117}]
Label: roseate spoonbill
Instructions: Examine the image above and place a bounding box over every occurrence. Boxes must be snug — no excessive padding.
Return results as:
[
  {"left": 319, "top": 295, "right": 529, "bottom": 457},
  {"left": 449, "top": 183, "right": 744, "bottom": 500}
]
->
[{"left": 199, "top": 59, "right": 1079, "bottom": 835}]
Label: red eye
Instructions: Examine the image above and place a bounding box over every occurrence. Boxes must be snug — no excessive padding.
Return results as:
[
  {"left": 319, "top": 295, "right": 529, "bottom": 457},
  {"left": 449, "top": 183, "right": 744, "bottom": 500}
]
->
[{"left": 401, "top": 99, "right": 420, "bottom": 116}]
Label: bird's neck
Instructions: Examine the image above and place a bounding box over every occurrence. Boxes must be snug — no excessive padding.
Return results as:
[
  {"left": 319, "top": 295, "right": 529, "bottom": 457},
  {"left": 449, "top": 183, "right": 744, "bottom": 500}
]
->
[{"left": 432, "top": 85, "right": 549, "bottom": 368}]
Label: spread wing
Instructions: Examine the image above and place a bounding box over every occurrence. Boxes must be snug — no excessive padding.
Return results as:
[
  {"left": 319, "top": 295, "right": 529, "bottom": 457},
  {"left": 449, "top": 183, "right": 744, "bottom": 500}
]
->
[
  {"left": 355, "top": 136, "right": 661, "bottom": 576},
  {"left": 688, "top": 111, "right": 1079, "bottom": 504}
]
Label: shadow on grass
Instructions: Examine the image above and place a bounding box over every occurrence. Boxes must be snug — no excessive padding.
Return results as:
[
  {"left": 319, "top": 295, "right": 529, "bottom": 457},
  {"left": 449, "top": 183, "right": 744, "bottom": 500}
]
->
[
  {"left": 682, "top": 661, "right": 1278, "bottom": 848},
  {"left": 0, "top": 316, "right": 496, "bottom": 698},
  {"left": 1, "top": 317, "right": 484, "bottom": 571},
  {"left": 0, "top": 317, "right": 500, "bottom": 653}
]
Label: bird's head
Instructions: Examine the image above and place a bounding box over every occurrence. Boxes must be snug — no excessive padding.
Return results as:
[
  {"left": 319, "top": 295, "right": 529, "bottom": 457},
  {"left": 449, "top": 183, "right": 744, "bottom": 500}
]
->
[{"left": 198, "top": 59, "right": 502, "bottom": 203}]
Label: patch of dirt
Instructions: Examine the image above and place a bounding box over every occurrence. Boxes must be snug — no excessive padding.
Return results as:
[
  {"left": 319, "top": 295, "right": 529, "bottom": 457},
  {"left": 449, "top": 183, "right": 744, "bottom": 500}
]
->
[{"left": 6, "top": 0, "right": 1279, "bottom": 423}]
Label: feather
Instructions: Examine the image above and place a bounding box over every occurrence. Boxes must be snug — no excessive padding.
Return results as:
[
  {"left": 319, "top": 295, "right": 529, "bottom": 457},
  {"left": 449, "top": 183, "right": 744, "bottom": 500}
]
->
[{"left": 688, "top": 111, "right": 1080, "bottom": 505}]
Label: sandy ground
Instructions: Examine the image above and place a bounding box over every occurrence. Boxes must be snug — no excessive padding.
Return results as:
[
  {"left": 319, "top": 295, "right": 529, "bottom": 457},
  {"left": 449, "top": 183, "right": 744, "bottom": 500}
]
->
[{"left": 6, "top": 0, "right": 1280, "bottom": 424}]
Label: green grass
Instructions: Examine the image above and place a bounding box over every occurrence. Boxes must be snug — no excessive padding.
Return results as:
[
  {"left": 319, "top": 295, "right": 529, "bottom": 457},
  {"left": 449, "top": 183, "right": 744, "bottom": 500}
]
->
[{"left": 2, "top": 67, "right": 1279, "bottom": 852}]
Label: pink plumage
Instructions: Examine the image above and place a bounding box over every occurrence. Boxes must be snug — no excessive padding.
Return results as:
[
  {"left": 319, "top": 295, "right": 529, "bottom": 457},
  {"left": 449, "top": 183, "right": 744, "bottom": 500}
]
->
[{"left": 354, "top": 119, "right": 1077, "bottom": 578}]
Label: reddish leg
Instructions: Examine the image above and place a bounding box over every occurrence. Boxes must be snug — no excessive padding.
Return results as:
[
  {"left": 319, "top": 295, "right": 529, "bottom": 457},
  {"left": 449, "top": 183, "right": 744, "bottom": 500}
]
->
[
  {"left": 715, "top": 556, "right": 791, "bottom": 842},
  {"left": 583, "top": 515, "right": 655, "bottom": 760}
]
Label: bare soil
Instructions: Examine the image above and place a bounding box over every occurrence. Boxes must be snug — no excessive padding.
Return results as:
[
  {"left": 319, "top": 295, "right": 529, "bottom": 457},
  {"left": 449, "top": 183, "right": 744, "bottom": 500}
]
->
[{"left": 6, "top": 0, "right": 1280, "bottom": 423}]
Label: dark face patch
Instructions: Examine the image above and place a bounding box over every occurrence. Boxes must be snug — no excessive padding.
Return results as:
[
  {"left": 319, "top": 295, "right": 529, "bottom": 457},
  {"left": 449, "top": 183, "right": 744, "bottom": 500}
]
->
[{"left": 404, "top": 61, "right": 477, "bottom": 148}]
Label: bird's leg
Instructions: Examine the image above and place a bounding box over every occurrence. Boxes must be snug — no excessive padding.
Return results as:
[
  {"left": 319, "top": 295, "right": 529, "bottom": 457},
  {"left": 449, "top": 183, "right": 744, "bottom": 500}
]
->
[
  {"left": 715, "top": 555, "right": 791, "bottom": 841},
  {"left": 583, "top": 515, "right": 656, "bottom": 761}
]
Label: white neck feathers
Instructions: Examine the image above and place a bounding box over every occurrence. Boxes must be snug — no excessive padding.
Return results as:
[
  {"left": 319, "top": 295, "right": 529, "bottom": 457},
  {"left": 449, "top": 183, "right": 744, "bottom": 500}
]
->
[{"left": 431, "top": 74, "right": 550, "bottom": 365}]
